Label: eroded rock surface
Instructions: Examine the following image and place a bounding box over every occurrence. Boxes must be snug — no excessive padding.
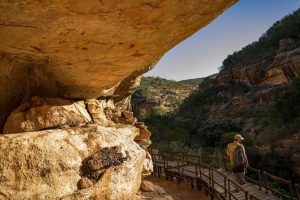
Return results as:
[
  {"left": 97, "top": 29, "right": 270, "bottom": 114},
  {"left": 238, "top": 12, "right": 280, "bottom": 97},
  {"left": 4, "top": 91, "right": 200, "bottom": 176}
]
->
[
  {"left": 0, "top": 97, "right": 153, "bottom": 199},
  {"left": 0, "top": 0, "right": 236, "bottom": 129},
  {"left": 135, "top": 180, "right": 174, "bottom": 200},
  {"left": 0, "top": 125, "right": 149, "bottom": 200},
  {"left": 3, "top": 96, "right": 92, "bottom": 133}
]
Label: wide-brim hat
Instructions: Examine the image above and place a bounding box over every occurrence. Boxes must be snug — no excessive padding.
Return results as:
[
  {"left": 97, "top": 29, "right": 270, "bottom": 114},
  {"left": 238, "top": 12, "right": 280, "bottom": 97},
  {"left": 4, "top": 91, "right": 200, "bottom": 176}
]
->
[{"left": 234, "top": 134, "right": 244, "bottom": 140}]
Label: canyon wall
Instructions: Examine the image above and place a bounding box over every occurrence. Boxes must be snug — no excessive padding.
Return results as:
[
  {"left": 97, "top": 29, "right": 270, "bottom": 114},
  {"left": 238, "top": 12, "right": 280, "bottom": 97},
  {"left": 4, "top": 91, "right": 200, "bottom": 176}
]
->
[
  {"left": 214, "top": 44, "right": 300, "bottom": 136},
  {"left": 0, "top": 0, "right": 237, "bottom": 199}
]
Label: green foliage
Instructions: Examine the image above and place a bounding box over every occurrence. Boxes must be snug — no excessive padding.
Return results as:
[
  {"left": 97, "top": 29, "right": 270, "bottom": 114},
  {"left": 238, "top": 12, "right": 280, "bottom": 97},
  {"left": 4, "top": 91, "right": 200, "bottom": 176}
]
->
[
  {"left": 274, "top": 77, "right": 300, "bottom": 122},
  {"left": 140, "top": 75, "right": 252, "bottom": 152},
  {"left": 177, "top": 77, "right": 250, "bottom": 124},
  {"left": 219, "top": 132, "right": 237, "bottom": 146},
  {"left": 258, "top": 77, "right": 300, "bottom": 142},
  {"left": 144, "top": 114, "right": 188, "bottom": 143},
  {"left": 193, "top": 118, "right": 241, "bottom": 147},
  {"left": 221, "top": 8, "right": 300, "bottom": 71},
  {"left": 151, "top": 107, "right": 167, "bottom": 116},
  {"left": 135, "top": 76, "right": 200, "bottom": 97}
]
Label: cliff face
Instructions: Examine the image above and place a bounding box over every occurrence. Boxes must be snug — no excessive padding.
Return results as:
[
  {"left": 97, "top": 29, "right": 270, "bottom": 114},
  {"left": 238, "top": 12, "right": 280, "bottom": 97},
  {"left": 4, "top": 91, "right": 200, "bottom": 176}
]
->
[
  {"left": 214, "top": 44, "right": 300, "bottom": 132},
  {"left": 217, "top": 45, "right": 300, "bottom": 87},
  {"left": 212, "top": 43, "right": 300, "bottom": 176},
  {"left": 0, "top": 0, "right": 236, "bottom": 199}
]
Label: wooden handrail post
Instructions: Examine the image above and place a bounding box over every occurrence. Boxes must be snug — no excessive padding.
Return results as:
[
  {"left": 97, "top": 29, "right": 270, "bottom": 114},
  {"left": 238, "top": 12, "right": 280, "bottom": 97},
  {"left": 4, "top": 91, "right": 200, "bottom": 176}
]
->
[
  {"left": 199, "top": 163, "right": 202, "bottom": 180},
  {"left": 209, "top": 168, "right": 212, "bottom": 186},
  {"left": 263, "top": 171, "right": 268, "bottom": 194},
  {"left": 258, "top": 169, "right": 262, "bottom": 191},
  {"left": 224, "top": 174, "right": 227, "bottom": 198},
  {"left": 228, "top": 179, "right": 232, "bottom": 200},
  {"left": 212, "top": 169, "right": 214, "bottom": 189},
  {"left": 245, "top": 191, "right": 249, "bottom": 200},
  {"left": 289, "top": 183, "right": 294, "bottom": 200},
  {"left": 295, "top": 184, "right": 300, "bottom": 200},
  {"left": 195, "top": 164, "right": 198, "bottom": 177}
]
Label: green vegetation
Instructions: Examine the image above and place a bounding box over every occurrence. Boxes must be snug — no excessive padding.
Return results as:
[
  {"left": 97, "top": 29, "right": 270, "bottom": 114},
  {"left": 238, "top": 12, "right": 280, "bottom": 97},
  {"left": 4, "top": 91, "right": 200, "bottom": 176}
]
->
[
  {"left": 258, "top": 77, "right": 300, "bottom": 142},
  {"left": 135, "top": 75, "right": 218, "bottom": 97},
  {"left": 221, "top": 8, "right": 300, "bottom": 71},
  {"left": 139, "top": 76, "right": 300, "bottom": 181},
  {"left": 139, "top": 77, "right": 251, "bottom": 153},
  {"left": 177, "top": 77, "right": 250, "bottom": 122},
  {"left": 135, "top": 77, "right": 180, "bottom": 96}
]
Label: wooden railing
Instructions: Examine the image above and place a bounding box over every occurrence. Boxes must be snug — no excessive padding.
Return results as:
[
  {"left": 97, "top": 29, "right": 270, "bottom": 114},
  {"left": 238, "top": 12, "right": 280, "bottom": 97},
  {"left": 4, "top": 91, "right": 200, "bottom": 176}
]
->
[
  {"left": 263, "top": 171, "right": 294, "bottom": 199},
  {"left": 227, "top": 178, "right": 249, "bottom": 200},
  {"left": 211, "top": 168, "right": 228, "bottom": 199},
  {"left": 149, "top": 149, "right": 300, "bottom": 200},
  {"left": 246, "top": 166, "right": 262, "bottom": 191}
]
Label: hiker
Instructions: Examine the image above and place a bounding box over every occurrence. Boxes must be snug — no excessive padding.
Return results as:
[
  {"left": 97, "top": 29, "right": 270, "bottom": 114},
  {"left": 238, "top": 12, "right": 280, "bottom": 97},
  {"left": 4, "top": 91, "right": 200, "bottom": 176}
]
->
[{"left": 226, "top": 134, "right": 248, "bottom": 185}]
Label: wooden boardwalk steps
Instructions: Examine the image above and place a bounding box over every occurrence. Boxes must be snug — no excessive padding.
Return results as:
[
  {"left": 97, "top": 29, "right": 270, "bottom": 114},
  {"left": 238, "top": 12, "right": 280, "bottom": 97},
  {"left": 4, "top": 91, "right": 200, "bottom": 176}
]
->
[{"left": 149, "top": 149, "right": 299, "bottom": 200}]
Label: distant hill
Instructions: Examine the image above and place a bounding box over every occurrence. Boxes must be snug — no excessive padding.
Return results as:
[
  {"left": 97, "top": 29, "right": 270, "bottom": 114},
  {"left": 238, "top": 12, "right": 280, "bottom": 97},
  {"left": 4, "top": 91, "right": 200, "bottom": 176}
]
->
[
  {"left": 178, "top": 73, "right": 217, "bottom": 85},
  {"left": 132, "top": 75, "right": 215, "bottom": 119}
]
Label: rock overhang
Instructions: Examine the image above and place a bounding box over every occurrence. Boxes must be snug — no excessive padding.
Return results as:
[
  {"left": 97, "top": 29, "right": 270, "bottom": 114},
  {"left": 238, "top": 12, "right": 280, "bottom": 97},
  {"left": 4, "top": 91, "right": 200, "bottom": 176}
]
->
[{"left": 0, "top": 0, "right": 237, "bottom": 129}]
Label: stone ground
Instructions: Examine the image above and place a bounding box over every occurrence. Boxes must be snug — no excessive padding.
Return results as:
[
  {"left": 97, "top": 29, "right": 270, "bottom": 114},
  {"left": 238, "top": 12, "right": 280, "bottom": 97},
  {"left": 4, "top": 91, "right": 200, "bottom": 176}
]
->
[{"left": 137, "top": 175, "right": 208, "bottom": 200}]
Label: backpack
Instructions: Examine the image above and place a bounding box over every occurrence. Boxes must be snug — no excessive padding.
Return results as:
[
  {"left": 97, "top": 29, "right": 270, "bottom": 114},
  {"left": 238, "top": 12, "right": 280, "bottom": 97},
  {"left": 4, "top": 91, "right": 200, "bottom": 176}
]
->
[{"left": 233, "top": 145, "right": 246, "bottom": 173}]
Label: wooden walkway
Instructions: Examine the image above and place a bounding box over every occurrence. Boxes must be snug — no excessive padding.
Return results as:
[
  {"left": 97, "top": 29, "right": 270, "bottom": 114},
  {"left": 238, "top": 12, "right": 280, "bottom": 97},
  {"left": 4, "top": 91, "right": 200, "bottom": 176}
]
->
[{"left": 149, "top": 149, "right": 300, "bottom": 200}]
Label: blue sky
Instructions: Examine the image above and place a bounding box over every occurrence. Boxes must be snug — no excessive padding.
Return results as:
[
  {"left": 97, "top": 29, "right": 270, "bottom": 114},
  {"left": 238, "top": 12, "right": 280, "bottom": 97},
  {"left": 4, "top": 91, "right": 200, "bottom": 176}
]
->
[{"left": 145, "top": 0, "right": 300, "bottom": 81}]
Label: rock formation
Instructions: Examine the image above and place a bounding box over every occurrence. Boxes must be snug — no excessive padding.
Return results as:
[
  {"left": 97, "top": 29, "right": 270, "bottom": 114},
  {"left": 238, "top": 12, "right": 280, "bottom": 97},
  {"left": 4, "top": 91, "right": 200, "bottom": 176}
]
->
[
  {"left": 0, "top": 0, "right": 236, "bottom": 130},
  {"left": 216, "top": 46, "right": 300, "bottom": 87},
  {"left": 213, "top": 44, "right": 300, "bottom": 133},
  {"left": 135, "top": 180, "right": 173, "bottom": 200},
  {"left": 0, "top": 0, "right": 237, "bottom": 199}
]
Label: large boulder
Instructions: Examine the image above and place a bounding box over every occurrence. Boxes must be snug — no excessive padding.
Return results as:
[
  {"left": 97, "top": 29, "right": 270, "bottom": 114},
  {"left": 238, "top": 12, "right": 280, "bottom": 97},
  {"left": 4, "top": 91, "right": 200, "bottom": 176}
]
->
[
  {"left": 0, "top": 125, "right": 151, "bottom": 199},
  {"left": 3, "top": 96, "right": 92, "bottom": 134}
]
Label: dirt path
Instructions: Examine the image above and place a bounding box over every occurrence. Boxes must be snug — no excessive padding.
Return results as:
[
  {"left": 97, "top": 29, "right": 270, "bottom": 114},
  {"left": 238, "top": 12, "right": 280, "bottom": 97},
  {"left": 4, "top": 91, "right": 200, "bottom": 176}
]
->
[{"left": 144, "top": 176, "right": 208, "bottom": 200}]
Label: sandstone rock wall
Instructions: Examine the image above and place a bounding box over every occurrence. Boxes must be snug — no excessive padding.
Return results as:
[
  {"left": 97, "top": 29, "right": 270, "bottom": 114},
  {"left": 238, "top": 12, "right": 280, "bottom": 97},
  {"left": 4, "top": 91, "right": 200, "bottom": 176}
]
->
[
  {"left": 216, "top": 46, "right": 300, "bottom": 87},
  {"left": 212, "top": 45, "right": 300, "bottom": 129},
  {"left": 0, "top": 0, "right": 236, "bottom": 130}
]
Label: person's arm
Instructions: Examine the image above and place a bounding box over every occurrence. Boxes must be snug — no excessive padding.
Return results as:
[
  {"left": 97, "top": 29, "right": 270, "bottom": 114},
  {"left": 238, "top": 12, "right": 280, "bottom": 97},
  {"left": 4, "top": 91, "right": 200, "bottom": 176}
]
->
[
  {"left": 226, "top": 144, "right": 230, "bottom": 157},
  {"left": 241, "top": 145, "right": 249, "bottom": 167}
]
